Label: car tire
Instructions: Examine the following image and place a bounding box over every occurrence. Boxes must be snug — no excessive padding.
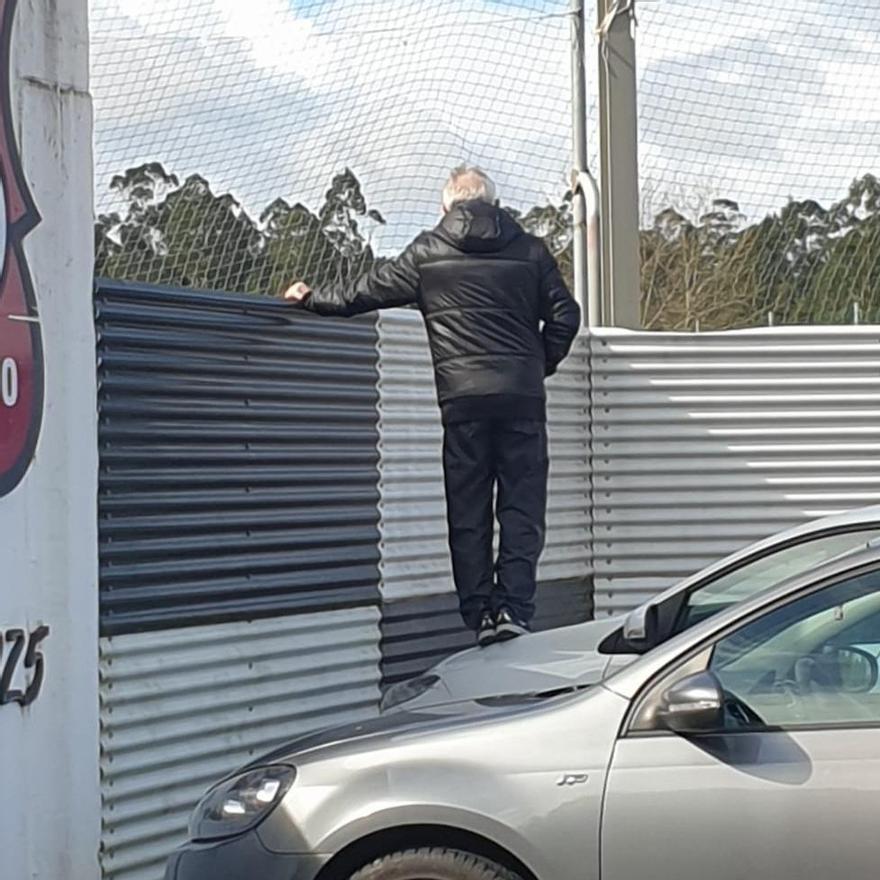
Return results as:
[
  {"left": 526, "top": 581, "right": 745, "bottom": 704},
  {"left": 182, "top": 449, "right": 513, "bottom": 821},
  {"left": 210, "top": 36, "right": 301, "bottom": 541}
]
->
[{"left": 349, "top": 847, "right": 524, "bottom": 880}]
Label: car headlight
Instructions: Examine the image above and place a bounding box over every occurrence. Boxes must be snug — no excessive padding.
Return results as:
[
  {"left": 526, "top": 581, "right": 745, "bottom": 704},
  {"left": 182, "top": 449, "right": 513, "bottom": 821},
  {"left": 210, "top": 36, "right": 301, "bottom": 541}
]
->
[
  {"left": 189, "top": 765, "right": 296, "bottom": 841},
  {"left": 381, "top": 674, "right": 440, "bottom": 712}
]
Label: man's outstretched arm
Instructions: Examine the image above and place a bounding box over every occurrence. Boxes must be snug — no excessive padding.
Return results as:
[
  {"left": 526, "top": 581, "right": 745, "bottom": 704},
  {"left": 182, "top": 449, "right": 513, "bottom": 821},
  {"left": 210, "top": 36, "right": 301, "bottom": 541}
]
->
[
  {"left": 284, "top": 239, "right": 422, "bottom": 317},
  {"left": 538, "top": 245, "right": 581, "bottom": 376}
]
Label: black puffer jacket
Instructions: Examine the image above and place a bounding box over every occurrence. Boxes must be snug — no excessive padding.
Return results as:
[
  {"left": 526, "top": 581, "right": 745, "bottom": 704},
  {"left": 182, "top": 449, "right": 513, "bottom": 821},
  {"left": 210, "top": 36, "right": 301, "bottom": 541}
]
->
[{"left": 305, "top": 200, "right": 581, "bottom": 424}]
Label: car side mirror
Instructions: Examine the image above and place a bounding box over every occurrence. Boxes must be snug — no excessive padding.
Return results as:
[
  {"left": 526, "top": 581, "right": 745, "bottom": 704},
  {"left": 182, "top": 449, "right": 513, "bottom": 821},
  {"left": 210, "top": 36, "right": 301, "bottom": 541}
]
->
[
  {"left": 656, "top": 671, "right": 725, "bottom": 735},
  {"left": 835, "top": 646, "right": 879, "bottom": 694},
  {"left": 623, "top": 603, "right": 659, "bottom": 651}
]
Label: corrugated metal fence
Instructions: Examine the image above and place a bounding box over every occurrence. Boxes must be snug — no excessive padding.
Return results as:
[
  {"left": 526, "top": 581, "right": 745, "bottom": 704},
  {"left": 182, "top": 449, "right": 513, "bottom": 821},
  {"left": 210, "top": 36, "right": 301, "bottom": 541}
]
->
[
  {"left": 375, "top": 310, "right": 592, "bottom": 683},
  {"left": 94, "top": 282, "right": 880, "bottom": 880},
  {"left": 591, "top": 327, "right": 880, "bottom": 616}
]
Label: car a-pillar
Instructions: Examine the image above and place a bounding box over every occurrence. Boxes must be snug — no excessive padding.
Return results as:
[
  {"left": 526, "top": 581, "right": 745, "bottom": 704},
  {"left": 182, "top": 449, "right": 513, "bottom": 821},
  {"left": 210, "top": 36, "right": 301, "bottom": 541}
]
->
[{"left": 0, "top": 0, "right": 99, "bottom": 877}]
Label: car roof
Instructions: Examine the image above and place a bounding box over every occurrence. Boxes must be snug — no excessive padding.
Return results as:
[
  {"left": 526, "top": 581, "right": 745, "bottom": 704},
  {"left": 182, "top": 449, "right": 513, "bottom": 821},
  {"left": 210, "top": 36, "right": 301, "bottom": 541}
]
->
[
  {"left": 644, "top": 503, "right": 880, "bottom": 609},
  {"left": 606, "top": 538, "right": 880, "bottom": 700},
  {"left": 708, "top": 535, "right": 880, "bottom": 622},
  {"left": 772, "top": 504, "right": 880, "bottom": 537}
]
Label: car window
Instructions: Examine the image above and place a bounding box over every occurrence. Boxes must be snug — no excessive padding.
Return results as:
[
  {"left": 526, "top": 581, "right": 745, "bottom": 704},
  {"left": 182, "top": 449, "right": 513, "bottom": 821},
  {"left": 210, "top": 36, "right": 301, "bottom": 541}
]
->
[
  {"left": 679, "top": 528, "right": 880, "bottom": 632},
  {"left": 710, "top": 569, "right": 880, "bottom": 729}
]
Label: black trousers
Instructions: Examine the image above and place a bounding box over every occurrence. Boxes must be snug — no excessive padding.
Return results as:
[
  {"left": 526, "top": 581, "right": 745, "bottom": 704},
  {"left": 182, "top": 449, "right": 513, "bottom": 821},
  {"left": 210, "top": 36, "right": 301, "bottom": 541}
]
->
[{"left": 442, "top": 419, "right": 549, "bottom": 630}]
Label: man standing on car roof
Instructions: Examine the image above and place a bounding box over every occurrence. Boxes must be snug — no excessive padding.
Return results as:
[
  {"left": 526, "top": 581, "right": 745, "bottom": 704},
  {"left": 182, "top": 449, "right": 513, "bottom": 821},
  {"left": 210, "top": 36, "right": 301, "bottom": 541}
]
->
[{"left": 284, "top": 166, "right": 581, "bottom": 646}]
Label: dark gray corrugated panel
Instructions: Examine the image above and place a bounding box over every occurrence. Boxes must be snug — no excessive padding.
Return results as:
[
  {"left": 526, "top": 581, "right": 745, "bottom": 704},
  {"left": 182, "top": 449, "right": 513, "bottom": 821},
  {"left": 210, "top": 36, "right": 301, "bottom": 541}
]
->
[
  {"left": 380, "top": 577, "right": 593, "bottom": 687},
  {"left": 532, "top": 577, "right": 594, "bottom": 631},
  {"left": 380, "top": 594, "right": 474, "bottom": 686},
  {"left": 95, "top": 280, "right": 381, "bottom": 634}
]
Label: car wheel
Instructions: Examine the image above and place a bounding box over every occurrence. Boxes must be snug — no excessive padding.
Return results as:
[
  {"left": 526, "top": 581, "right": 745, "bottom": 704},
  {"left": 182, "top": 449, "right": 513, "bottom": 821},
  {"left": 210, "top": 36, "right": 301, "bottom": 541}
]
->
[{"left": 349, "top": 847, "right": 524, "bottom": 880}]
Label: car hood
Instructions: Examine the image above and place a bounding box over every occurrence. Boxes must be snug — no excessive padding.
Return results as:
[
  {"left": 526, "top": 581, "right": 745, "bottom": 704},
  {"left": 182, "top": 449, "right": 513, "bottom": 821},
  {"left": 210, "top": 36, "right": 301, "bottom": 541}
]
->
[
  {"left": 388, "top": 617, "right": 625, "bottom": 712},
  {"left": 243, "top": 620, "right": 626, "bottom": 771},
  {"left": 247, "top": 691, "right": 567, "bottom": 770}
]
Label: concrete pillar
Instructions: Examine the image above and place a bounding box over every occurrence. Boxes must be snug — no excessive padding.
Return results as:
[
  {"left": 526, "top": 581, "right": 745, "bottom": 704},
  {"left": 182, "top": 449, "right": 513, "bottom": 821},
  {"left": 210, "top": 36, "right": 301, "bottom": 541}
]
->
[{"left": 1, "top": 0, "right": 98, "bottom": 876}]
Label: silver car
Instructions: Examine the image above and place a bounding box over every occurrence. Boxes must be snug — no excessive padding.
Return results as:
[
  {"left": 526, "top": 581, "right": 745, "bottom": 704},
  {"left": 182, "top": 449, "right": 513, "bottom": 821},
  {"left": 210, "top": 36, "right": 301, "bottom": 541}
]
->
[
  {"left": 382, "top": 505, "right": 880, "bottom": 713},
  {"left": 167, "top": 539, "right": 880, "bottom": 880}
]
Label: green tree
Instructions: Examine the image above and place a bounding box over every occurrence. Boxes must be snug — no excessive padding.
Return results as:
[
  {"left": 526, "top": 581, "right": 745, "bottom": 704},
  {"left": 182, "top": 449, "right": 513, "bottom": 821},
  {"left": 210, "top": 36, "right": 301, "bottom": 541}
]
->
[
  {"left": 507, "top": 191, "right": 575, "bottom": 289},
  {"left": 95, "top": 162, "right": 181, "bottom": 282},
  {"left": 95, "top": 163, "right": 386, "bottom": 298},
  {"left": 252, "top": 168, "right": 384, "bottom": 297},
  {"left": 640, "top": 173, "right": 880, "bottom": 329},
  {"left": 96, "top": 162, "right": 880, "bottom": 329},
  {"left": 95, "top": 163, "right": 259, "bottom": 291}
]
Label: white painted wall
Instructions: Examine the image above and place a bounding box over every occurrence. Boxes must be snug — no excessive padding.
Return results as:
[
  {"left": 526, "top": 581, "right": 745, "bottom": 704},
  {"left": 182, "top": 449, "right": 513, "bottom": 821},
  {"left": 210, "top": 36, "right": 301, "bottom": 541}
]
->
[{"left": 1, "top": 1, "right": 98, "bottom": 877}]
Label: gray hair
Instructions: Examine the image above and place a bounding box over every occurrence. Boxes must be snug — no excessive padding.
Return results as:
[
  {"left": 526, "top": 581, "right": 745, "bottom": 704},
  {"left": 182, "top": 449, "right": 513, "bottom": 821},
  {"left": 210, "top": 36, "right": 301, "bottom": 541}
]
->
[{"left": 442, "top": 165, "right": 497, "bottom": 212}]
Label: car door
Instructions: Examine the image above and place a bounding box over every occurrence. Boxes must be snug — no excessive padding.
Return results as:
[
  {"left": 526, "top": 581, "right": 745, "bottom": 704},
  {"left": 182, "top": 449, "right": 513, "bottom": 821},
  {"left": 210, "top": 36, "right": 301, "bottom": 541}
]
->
[{"left": 601, "top": 566, "right": 880, "bottom": 880}]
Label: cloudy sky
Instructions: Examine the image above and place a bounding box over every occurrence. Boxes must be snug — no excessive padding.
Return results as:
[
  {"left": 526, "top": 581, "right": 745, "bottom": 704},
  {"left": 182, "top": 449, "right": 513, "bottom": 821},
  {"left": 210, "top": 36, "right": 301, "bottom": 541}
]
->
[
  {"left": 89, "top": 0, "right": 880, "bottom": 251},
  {"left": 636, "top": 0, "right": 880, "bottom": 224}
]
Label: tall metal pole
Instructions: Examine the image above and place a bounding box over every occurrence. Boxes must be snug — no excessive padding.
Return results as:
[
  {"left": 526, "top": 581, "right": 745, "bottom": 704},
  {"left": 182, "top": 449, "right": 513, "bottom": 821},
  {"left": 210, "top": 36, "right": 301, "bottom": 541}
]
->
[
  {"left": 570, "top": 0, "right": 589, "bottom": 325},
  {"left": 570, "top": 0, "right": 603, "bottom": 326},
  {"left": 596, "top": 0, "right": 641, "bottom": 328}
]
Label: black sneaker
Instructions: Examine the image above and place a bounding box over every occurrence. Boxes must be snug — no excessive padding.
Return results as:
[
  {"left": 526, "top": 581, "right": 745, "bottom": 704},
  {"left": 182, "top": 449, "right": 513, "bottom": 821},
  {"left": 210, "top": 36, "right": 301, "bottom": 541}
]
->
[
  {"left": 494, "top": 608, "right": 530, "bottom": 642},
  {"left": 477, "top": 611, "right": 498, "bottom": 647}
]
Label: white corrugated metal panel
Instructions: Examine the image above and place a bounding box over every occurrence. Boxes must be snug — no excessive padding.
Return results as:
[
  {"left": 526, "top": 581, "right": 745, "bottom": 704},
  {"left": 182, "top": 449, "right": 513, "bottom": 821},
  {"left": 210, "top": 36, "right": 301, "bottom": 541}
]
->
[
  {"left": 377, "top": 309, "right": 591, "bottom": 600},
  {"left": 99, "top": 608, "right": 381, "bottom": 880},
  {"left": 591, "top": 326, "right": 880, "bottom": 617},
  {"left": 377, "top": 310, "right": 448, "bottom": 599},
  {"left": 542, "top": 333, "right": 591, "bottom": 582}
]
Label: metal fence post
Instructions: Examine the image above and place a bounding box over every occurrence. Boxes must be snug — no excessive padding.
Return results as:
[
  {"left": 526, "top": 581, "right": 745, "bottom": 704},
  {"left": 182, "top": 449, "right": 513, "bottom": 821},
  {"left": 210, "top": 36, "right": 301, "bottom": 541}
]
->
[
  {"left": 570, "top": 0, "right": 588, "bottom": 325},
  {"left": 596, "top": 0, "right": 641, "bottom": 328},
  {"left": 571, "top": 0, "right": 602, "bottom": 326}
]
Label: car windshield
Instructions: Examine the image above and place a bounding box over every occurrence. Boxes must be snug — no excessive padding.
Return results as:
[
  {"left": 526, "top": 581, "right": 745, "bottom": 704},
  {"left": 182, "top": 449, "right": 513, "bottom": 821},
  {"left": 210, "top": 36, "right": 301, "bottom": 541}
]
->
[{"left": 679, "top": 527, "right": 880, "bottom": 631}]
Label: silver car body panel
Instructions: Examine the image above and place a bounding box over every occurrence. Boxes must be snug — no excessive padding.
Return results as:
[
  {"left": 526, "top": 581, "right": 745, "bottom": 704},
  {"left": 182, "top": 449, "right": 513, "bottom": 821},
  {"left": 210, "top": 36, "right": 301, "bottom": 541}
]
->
[
  {"left": 257, "top": 686, "right": 630, "bottom": 880},
  {"left": 601, "top": 545, "right": 880, "bottom": 880},
  {"left": 603, "top": 726, "right": 879, "bottom": 880},
  {"left": 388, "top": 618, "right": 619, "bottom": 713},
  {"left": 413, "top": 616, "right": 619, "bottom": 697},
  {"left": 395, "top": 505, "right": 880, "bottom": 711},
  {"left": 602, "top": 729, "right": 880, "bottom": 880}
]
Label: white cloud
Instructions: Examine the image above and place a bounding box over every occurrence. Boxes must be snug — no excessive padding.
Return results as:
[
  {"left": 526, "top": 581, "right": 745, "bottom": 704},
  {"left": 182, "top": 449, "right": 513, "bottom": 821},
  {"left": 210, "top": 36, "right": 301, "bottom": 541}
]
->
[
  {"left": 90, "top": 0, "right": 575, "bottom": 250},
  {"left": 212, "top": 0, "right": 320, "bottom": 76},
  {"left": 107, "top": 0, "right": 319, "bottom": 75},
  {"left": 816, "top": 60, "right": 880, "bottom": 124},
  {"left": 635, "top": 0, "right": 880, "bottom": 222}
]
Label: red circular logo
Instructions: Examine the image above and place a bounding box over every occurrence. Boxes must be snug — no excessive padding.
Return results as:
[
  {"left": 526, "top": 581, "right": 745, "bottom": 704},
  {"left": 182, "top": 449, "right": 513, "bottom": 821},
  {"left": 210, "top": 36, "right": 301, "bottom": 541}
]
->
[{"left": 0, "top": 0, "right": 43, "bottom": 498}]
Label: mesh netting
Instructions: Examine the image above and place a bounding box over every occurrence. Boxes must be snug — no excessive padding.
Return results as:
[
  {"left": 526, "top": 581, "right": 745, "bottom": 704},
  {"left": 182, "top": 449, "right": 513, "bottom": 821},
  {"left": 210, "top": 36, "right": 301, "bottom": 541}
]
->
[
  {"left": 90, "top": 0, "right": 578, "bottom": 296},
  {"left": 637, "top": 0, "right": 880, "bottom": 329}
]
